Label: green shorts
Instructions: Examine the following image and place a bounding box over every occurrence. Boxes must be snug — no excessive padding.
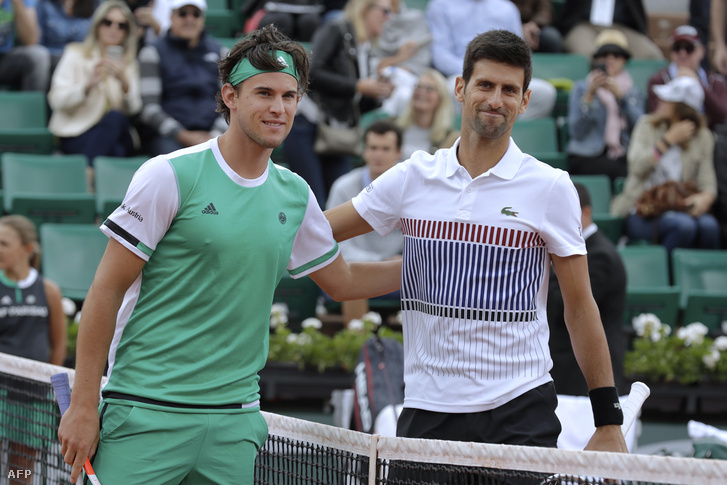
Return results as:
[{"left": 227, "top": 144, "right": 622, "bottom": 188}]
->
[{"left": 89, "top": 402, "right": 268, "bottom": 485}]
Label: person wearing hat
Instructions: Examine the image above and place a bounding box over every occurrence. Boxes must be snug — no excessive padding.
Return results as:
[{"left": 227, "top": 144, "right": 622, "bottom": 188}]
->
[
  {"left": 646, "top": 25, "right": 727, "bottom": 130},
  {"left": 611, "top": 75, "right": 719, "bottom": 253},
  {"left": 137, "top": 0, "right": 228, "bottom": 155},
  {"left": 566, "top": 29, "right": 644, "bottom": 184},
  {"left": 56, "top": 24, "right": 402, "bottom": 484}
]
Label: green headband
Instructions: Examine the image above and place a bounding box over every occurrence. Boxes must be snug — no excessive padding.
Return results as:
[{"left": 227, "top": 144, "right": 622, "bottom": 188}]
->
[{"left": 228, "top": 50, "right": 299, "bottom": 86}]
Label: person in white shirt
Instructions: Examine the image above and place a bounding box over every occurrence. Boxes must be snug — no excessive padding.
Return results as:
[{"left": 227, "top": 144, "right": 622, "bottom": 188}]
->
[
  {"left": 325, "top": 29, "right": 628, "bottom": 455},
  {"left": 326, "top": 119, "right": 404, "bottom": 324}
]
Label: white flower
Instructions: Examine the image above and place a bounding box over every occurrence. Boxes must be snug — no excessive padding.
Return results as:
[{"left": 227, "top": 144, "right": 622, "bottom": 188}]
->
[
  {"left": 297, "top": 333, "right": 313, "bottom": 346},
  {"left": 270, "top": 303, "right": 289, "bottom": 329},
  {"left": 633, "top": 313, "right": 664, "bottom": 339},
  {"left": 286, "top": 333, "right": 298, "bottom": 344},
  {"left": 61, "top": 297, "right": 76, "bottom": 317},
  {"left": 714, "top": 336, "right": 727, "bottom": 351},
  {"left": 301, "top": 318, "right": 322, "bottom": 330},
  {"left": 704, "top": 349, "right": 720, "bottom": 370},
  {"left": 362, "top": 312, "right": 382, "bottom": 327},
  {"left": 677, "top": 322, "right": 709, "bottom": 346},
  {"left": 348, "top": 319, "right": 364, "bottom": 331}
]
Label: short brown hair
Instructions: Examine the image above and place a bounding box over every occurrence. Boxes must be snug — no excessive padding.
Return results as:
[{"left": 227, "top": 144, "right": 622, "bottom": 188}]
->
[
  {"left": 462, "top": 30, "right": 532, "bottom": 92},
  {"left": 216, "top": 25, "right": 310, "bottom": 123}
]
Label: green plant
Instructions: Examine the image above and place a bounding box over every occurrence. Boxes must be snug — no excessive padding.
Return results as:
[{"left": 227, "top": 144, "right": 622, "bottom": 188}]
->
[
  {"left": 624, "top": 314, "right": 727, "bottom": 384},
  {"left": 267, "top": 304, "right": 403, "bottom": 372}
]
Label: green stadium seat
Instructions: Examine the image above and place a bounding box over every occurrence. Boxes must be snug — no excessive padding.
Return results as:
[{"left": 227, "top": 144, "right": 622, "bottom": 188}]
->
[
  {"left": 274, "top": 274, "right": 320, "bottom": 329},
  {"left": 1, "top": 153, "right": 95, "bottom": 226},
  {"left": 0, "top": 91, "right": 55, "bottom": 155},
  {"left": 531, "top": 53, "right": 590, "bottom": 119},
  {"left": 592, "top": 214, "right": 623, "bottom": 244},
  {"left": 625, "top": 59, "right": 669, "bottom": 106},
  {"left": 205, "top": 9, "right": 235, "bottom": 38},
  {"left": 681, "top": 289, "right": 727, "bottom": 333},
  {"left": 93, "top": 156, "right": 148, "bottom": 219},
  {"left": 618, "top": 245, "right": 680, "bottom": 329},
  {"left": 404, "top": 0, "right": 430, "bottom": 10},
  {"left": 672, "top": 249, "right": 727, "bottom": 309},
  {"left": 511, "top": 118, "right": 568, "bottom": 170},
  {"left": 570, "top": 174, "right": 612, "bottom": 215},
  {"left": 40, "top": 223, "right": 108, "bottom": 301}
]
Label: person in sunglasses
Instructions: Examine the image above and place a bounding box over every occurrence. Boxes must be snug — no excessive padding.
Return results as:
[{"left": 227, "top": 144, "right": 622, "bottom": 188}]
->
[
  {"left": 48, "top": 0, "right": 141, "bottom": 189},
  {"left": 646, "top": 24, "right": 727, "bottom": 130},
  {"left": 137, "top": 0, "right": 227, "bottom": 156}
]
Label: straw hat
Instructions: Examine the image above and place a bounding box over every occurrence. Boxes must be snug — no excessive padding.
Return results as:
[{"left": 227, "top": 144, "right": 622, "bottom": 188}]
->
[{"left": 593, "top": 30, "right": 631, "bottom": 59}]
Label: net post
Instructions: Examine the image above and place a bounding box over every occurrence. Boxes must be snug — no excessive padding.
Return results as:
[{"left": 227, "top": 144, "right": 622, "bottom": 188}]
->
[{"left": 369, "top": 434, "right": 380, "bottom": 485}]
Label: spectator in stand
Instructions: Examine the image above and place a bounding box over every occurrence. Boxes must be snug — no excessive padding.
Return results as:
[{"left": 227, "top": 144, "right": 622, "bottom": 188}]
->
[
  {"left": 125, "top": 0, "right": 164, "bottom": 51},
  {"left": 48, "top": 0, "right": 141, "bottom": 189},
  {"left": 557, "top": 0, "right": 663, "bottom": 60},
  {"left": 138, "top": 0, "right": 227, "bottom": 155},
  {"left": 511, "top": 0, "right": 563, "bottom": 53},
  {"left": 241, "top": 0, "right": 323, "bottom": 42},
  {"left": 712, "top": 0, "right": 727, "bottom": 76},
  {"left": 37, "top": 0, "right": 96, "bottom": 70},
  {"left": 611, "top": 76, "right": 719, "bottom": 252},
  {"left": 647, "top": 25, "right": 727, "bottom": 131},
  {"left": 283, "top": 0, "right": 394, "bottom": 207},
  {"left": 0, "top": 0, "right": 51, "bottom": 91},
  {"left": 547, "top": 182, "right": 626, "bottom": 397},
  {"left": 426, "top": 0, "right": 556, "bottom": 120},
  {"left": 566, "top": 30, "right": 643, "bottom": 185},
  {"left": 370, "top": 0, "right": 432, "bottom": 117},
  {"left": 325, "top": 120, "right": 404, "bottom": 324},
  {"left": 0, "top": 215, "right": 66, "bottom": 480},
  {"left": 397, "top": 68, "right": 459, "bottom": 160}
]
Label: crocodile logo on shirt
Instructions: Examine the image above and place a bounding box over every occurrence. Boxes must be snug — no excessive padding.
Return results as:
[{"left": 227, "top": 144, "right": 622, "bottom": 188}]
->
[{"left": 501, "top": 206, "right": 518, "bottom": 217}]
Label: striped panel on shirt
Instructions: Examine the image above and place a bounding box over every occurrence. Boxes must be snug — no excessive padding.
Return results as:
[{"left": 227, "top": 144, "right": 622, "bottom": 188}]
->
[{"left": 400, "top": 218, "right": 550, "bottom": 380}]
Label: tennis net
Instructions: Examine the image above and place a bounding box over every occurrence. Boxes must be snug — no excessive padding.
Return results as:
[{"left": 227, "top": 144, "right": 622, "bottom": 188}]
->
[{"left": 2, "top": 352, "right": 727, "bottom": 485}]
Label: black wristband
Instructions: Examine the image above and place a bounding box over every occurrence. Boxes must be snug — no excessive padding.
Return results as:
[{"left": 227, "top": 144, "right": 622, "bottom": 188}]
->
[{"left": 588, "top": 386, "right": 624, "bottom": 427}]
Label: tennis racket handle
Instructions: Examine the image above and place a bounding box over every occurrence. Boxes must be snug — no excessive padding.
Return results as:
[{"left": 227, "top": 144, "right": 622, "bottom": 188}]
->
[
  {"left": 621, "top": 381, "right": 650, "bottom": 436},
  {"left": 51, "top": 373, "right": 102, "bottom": 485},
  {"left": 51, "top": 373, "right": 72, "bottom": 414}
]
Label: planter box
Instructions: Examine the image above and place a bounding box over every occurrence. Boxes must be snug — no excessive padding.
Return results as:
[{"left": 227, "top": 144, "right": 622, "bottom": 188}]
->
[
  {"left": 626, "top": 378, "right": 727, "bottom": 417},
  {"left": 259, "top": 362, "right": 353, "bottom": 402}
]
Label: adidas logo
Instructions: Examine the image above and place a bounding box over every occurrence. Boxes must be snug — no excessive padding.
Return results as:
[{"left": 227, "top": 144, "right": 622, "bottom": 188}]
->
[
  {"left": 0, "top": 295, "right": 12, "bottom": 305},
  {"left": 277, "top": 55, "right": 289, "bottom": 67},
  {"left": 202, "top": 203, "right": 219, "bottom": 215}
]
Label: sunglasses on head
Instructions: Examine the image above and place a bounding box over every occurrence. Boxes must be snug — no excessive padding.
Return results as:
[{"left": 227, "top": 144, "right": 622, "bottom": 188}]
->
[
  {"left": 672, "top": 42, "right": 695, "bottom": 54},
  {"left": 177, "top": 8, "right": 202, "bottom": 18},
  {"left": 101, "top": 18, "right": 129, "bottom": 31}
]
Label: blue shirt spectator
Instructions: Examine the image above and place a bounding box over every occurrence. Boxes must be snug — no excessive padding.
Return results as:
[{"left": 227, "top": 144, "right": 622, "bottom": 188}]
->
[
  {"left": 426, "top": 0, "right": 522, "bottom": 77},
  {"left": 37, "top": 0, "right": 96, "bottom": 58}
]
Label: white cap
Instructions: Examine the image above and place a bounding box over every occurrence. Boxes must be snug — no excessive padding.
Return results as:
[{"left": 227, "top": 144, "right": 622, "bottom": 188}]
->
[
  {"left": 652, "top": 76, "right": 704, "bottom": 111},
  {"left": 169, "top": 0, "right": 206, "bottom": 12}
]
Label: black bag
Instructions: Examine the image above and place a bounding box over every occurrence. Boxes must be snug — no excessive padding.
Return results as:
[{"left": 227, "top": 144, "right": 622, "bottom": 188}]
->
[
  {"left": 352, "top": 336, "right": 404, "bottom": 433},
  {"left": 313, "top": 19, "right": 362, "bottom": 157}
]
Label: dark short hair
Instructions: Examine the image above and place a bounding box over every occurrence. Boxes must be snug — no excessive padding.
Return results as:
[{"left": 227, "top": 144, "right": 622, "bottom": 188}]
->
[
  {"left": 462, "top": 30, "right": 532, "bottom": 92},
  {"left": 573, "top": 182, "right": 591, "bottom": 209},
  {"left": 216, "top": 25, "right": 309, "bottom": 123},
  {"left": 364, "top": 119, "right": 403, "bottom": 149}
]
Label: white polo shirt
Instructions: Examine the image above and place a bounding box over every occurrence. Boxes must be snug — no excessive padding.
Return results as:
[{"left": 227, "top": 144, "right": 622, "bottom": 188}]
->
[{"left": 352, "top": 139, "right": 585, "bottom": 413}]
